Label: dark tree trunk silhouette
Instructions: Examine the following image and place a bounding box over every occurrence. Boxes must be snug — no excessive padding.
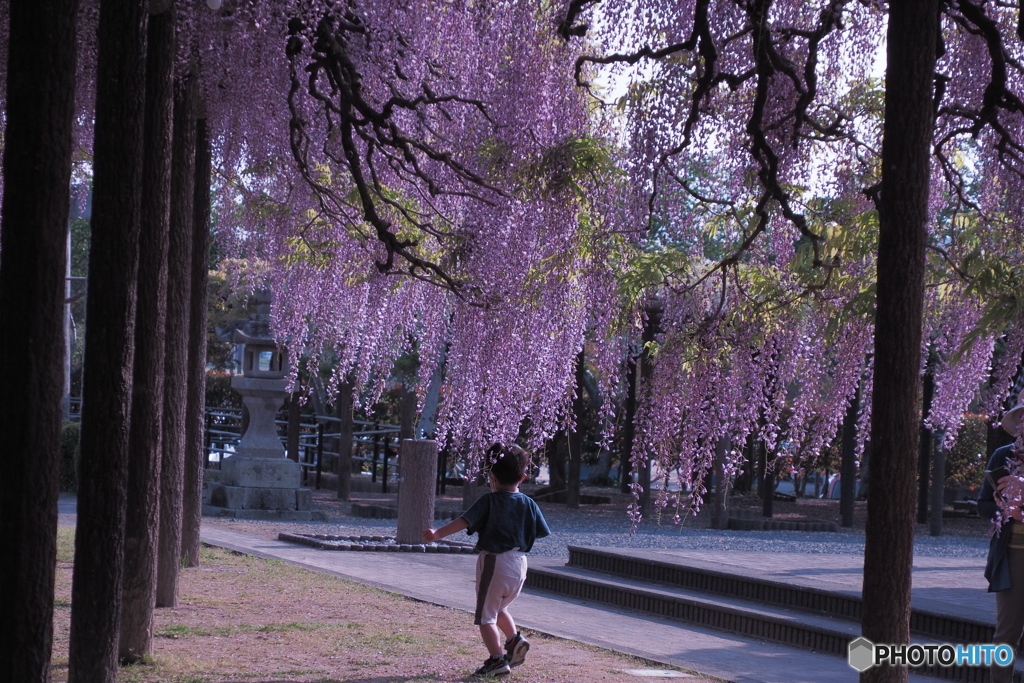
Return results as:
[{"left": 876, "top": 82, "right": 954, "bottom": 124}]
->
[
  {"left": 399, "top": 383, "right": 417, "bottom": 440},
  {"left": 0, "top": 1, "right": 78, "bottom": 679},
  {"left": 929, "top": 437, "right": 945, "bottom": 537},
  {"left": 861, "top": 3, "right": 938, "bottom": 682},
  {"left": 917, "top": 358, "right": 935, "bottom": 524},
  {"left": 546, "top": 432, "right": 567, "bottom": 489},
  {"left": 119, "top": 4, "right": 175, "bottom": 663},
  {"left": 635, "top": 302, "right": 662, "bottom": 517},
  {"left": 761, "top": 445, "right": 775, "bottom": 518},
  {"left": 337, "top": 378, "right": 355, "bottom": 501},
  {"left": 840, "top": 380, "right": 861, "bottom": 528},
  {"left": 68, "top": 1, "right": 148, "bottom": 680},
  {"left": 181, "top": 113, "right": 212, "bottom": 568},
  {"left": 619, "top": 356, "right": 637, "bottom": 493},
  {"left": 157, "top": 73, "right": 197, "bottom": 607},
  {"left": 567, "top": 350, "right": 585, "bottom": 509}
]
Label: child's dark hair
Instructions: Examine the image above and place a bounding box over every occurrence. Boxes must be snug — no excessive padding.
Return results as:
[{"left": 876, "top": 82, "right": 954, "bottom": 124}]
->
[{"left": 486, "top": 443, "right": 530, "bottom": 485}]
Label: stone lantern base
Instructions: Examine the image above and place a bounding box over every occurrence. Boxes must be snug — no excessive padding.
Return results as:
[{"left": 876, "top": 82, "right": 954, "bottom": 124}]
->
[{"left": 202, "top": 467, "right": 318, "bottom": 520}]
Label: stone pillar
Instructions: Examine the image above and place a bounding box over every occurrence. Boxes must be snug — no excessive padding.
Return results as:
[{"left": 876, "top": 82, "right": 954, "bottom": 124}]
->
[
  {"left": 396, "top": 439, "right": 437, "bottom": 544},
  {"left": 202, "top": 290, "right": 312, "bottom": 519},
  {"left": 220, "top": 375, "right": 299, "bottom": 489}
]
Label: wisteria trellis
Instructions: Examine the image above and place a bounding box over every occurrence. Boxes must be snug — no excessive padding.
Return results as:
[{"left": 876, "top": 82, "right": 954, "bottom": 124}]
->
[{"left": 6, "top": 0, "right": 1024, "bottom": 519}]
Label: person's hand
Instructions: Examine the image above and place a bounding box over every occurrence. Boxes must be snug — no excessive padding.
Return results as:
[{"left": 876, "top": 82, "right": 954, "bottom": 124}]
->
[{"left": 422, "top": 528, "right": 438, "bottom": 543}]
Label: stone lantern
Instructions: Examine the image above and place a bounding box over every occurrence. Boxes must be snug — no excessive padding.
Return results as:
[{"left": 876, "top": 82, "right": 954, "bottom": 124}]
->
[{"left": 203, "top": 289, "right": 313, "bottom": 519}]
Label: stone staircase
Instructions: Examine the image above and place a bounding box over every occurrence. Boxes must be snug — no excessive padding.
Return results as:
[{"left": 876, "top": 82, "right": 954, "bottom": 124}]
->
[{"left": 525, "top": 546, "right": 1012, "bottom": 683}]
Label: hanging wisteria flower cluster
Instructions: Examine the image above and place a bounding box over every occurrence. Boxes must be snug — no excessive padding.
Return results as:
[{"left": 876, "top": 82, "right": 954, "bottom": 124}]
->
[
  {"left": 559, "top": 0, "right": 1024, "bottom": 518},
  {"left": 188, "top": 0, "right": 1024, "bottom": 501},
  {"left": 190, "top": 0, "right": 638, "bottom": 467},
  {"left": 8, "top": 0, "right": 1024, "bottom": 506}
]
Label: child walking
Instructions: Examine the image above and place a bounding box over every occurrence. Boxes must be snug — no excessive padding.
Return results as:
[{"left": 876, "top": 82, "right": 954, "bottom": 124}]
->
[{"left": 422, "top": 443, "right": 551, "bottom": 677}]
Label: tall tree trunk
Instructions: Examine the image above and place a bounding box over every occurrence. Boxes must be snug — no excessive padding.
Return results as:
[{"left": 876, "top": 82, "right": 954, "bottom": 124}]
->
[
  {"left": 761, "top": 445, "right": 775, "bottom": 518},
  {"left": 917, "top": 358, "right": 934, "bottom": 524},
  {"left": 157, "top": 73, "right": 197, "bottom": 608},
  {"left": 181, "top": 112, "right": 212, "bottom": 568},
  {"left": 119, "top": 4, "right": 175, "bottom": 663},
  {"left": 841, "top": 380, "right": 861, "bottom": 528},
  {"left": 68, "top": 1, "right": 148, "bottom": 681},
  {"left": 733, "top": 434, "right": 755, "bottom": 493},
  {"left": 337, "top": 378, "right": 355, "bottom": 501},
  {"left": 619, "top": 356, "right": 637, "bottom": 493},
  {"left": 396, "top": 440, "right": 438, "bottom": 544},
  {"left": 862, "top": 3, "right": 938, "bottom": 682},
  {"left": 399, "top": 383, "right": 417, "bottom": 440},
  {"left": 636, "top": 302, "right": 662, "bottom": 517},
  {"left": 929, "top": 436, "right": 945, "bottom": 537},
  {"left": 546, "top": 432, "right": 567, "bottom": 489},
  {"left": 0, "top": 1, "right": 78, "bottom": 679},
  {"left": 567, "top": 351, "right": 585, "bottom": 509}
]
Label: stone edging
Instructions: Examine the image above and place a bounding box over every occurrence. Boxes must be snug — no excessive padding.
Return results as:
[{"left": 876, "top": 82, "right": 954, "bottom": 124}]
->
[
  {"left": 727, "top": 517, "right": 838, "bottom": 532},
  {"left": 278, "top": 531, "right": 476, "bottom": 553}
]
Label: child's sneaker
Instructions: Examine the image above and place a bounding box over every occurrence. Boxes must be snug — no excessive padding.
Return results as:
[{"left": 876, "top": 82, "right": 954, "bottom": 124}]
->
[
  {"left": 505, "top": 632, "right": 530, "bottom": 668},
  {"left": 473, "top": 655, "right": 511, "bottom": 677}
]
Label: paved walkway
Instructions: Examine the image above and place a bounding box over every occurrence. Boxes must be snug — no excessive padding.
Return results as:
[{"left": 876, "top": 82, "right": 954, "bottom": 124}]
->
[
  {"left": 54, "top": 495, "right": 974, "bottom": 682},
  {"left": 200, "top": 523, "right": 939, "bottom": 683}
]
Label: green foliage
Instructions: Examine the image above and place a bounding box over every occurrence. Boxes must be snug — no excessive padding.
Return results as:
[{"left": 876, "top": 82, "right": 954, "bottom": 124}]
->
[
  {"left": 945, "top": 413, "right": 987, "bottom": 489},
  {"left": 537, "top": 135, "right": 622, "bottom": 199},
  {"left": 156, "top": 621, "right": 324, "bottom": 638},
  {"left": 60, "top": 421, "right": 81, "bottom": 493},
  {"left": 205, "top": 370, "right": 242, "bottom": 410},
  {"left": 281, "top": 234, "right": 343, "bottom": 269},
  {"left": 56, "top": 527, "right": 75, "bottom": 564},
  {"left": 69, "top": 218, "right": 90, "bottom": 278},
  {"left": 206, "top": 262, "right": 260, "bottom": 369}
]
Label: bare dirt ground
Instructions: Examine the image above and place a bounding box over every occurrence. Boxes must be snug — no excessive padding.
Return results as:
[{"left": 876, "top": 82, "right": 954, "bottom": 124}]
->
[
  {"left": 51, "top": 484, "right": 982, "bottom": 682},
  {"left": 50, "top": 527, "right": 719, "bottom": 683}
]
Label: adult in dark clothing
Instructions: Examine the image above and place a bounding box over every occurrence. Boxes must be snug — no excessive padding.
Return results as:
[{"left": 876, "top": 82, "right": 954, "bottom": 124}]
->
[{"left": 979, "top": 392, "right": 1024, "bottom": 683}]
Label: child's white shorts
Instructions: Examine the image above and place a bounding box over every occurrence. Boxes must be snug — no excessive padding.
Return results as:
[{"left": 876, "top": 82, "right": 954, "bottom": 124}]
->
[{"left": 474, "top": 549, "right": 527, "bottom": 625}]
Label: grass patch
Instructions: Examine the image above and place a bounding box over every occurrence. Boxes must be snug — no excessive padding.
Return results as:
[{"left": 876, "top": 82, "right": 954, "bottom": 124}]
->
[
  {"left": 56, "top": 528, "right": 75, "bottom": 563},
  {"left": 256, "top": 621, "right": 323, "bottom": 633},
  {"left": 48, "top": 542, "right": 721, "bottom": 683},
  {"left": 157, "top": 621, "right": 325, "bottom": 638},
  {"left": 156, "top": 624, "right": 215, "bottom": 639}
]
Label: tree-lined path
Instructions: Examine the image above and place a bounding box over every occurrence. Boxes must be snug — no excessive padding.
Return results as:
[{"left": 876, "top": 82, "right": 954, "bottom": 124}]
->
[{"left": 4, "top": 1, "right": 1024, "bottom": 681}]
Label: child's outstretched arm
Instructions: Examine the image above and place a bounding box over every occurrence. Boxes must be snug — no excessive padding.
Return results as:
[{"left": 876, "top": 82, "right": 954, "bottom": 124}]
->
[{"left": 422, "top": 517, "right": 469, "bottom": 543}]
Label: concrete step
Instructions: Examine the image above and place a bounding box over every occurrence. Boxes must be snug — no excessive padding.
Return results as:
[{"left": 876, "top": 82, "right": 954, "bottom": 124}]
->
[
  {"left": 527, "top": 559, "right": 860, "bottom": 656},
  {"left": 527, "top": 550, "right": 1011, "bottom": 683},
  {"left": 563, "top": 546, "right": 993, "bottom": 644}
]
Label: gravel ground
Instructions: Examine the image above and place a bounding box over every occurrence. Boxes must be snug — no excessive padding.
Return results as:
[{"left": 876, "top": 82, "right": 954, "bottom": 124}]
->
[{"left": 205, "top": 487, "right": 992, "bottom": 560}]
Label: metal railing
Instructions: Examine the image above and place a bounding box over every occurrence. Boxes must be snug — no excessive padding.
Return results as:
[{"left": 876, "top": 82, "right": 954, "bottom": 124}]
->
[{"left": 203, "top": 406, "right": 404, "bottom": 491}]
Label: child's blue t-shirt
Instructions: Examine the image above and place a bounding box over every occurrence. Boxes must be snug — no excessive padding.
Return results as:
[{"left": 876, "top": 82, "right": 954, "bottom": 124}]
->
[{"left": 460, "top": 490, "right": 550, "bottom": 553}]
